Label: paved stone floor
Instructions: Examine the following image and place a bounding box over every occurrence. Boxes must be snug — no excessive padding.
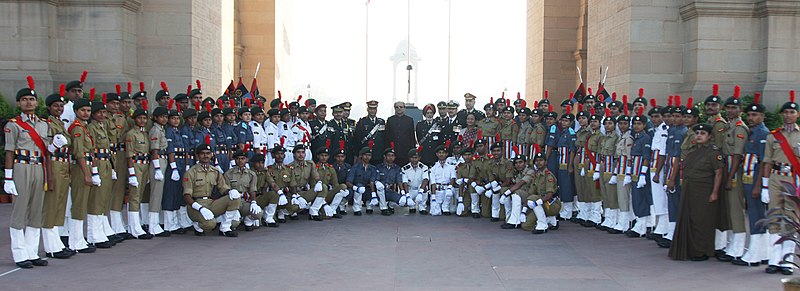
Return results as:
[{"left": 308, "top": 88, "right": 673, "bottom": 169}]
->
[{"left": 0, "top": 204, "right": 787, "bottom": 290}]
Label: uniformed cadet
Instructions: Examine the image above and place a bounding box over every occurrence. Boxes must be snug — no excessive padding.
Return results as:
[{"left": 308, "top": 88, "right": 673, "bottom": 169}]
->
[
  {"left": 309, "top": 104, "right": 329, "bottom": 161},
  {"left": 225, "top": 148, "right": 262, "bottom": 231},
  {"left": 703, "top": 84, "right": 731, "bottom": 251},
  {"left": 346, "top": 147, "right": 378, "bottom": 215},
  {"left": 180, "top": 107, "right": 199, "bottom": 167},
  {"left": 106, "top": 88, "right": 132, "bottom": 240},
  {"left": 62, "top": 71, "right": 88, "bottom": 126},
  {"left": 354, "top": 101, "right": 386, "bottom": 165},
  {"left": 249, "top": 153, "right": 270, "bottom": 223},
  {"left": 289, "top": 142, "right": 323, "bottom": 219},
  {"left": 530, "top": 109, "right": 547, "bottom": 151},
  {"left": 332, "top": 144, "right": 352, "bottom": 214},
  {"left": 597, "top": 109, "right": 619, "bottom": 231},
  {"left": 572, "top": 107, "right": 590, "bottom": 224},
  {"left": 624, "top": 109, "right": 654, "bottom": 238},
  {"left": 42, "top": 86, "right": 74, "bottom": 259},
  {"left": 215, "top": 103, "right": 237, "bottom": 172},
  {"left": 718, "top": 86, "right": 749, "bottom": 262},
  {"left": 496, "top": 106, "right": 519, "bottom": 159},
  {"left": 147, "top": 102, "right": 170, "bottom": 237},
  {"left": 264, "top": 108, "right": 283, "bottom": 166},
  {"left": 454, "top": 93, "right": 480, "bottom": 124},
  {"left": 400, "top": 148, "right": 428, "bottom": 214},
  {"left": 123, "top": 104, "right": 154, "bottom": 240},
  {"left": 455, "top": 146, "right": 477, "bottom": 217},
  {"left": 661, "top": 99, "right": 690, "bottom": 247},
  {"left": 250, "top": 106, "right": 268, "bottom": 156},
  {"left": 415, "top": 104, "right": 441, "bottom": 166},
  {"left": 236, "top": 105, "right": 255, "bottom": 154},
  {"left": 582, "top": 109, "right": 603, "bottom": 227},
  {"left": 485, "top": 142, "right": 514, "bottom": 221},
  {"left": 478, "top": 103, "right": 500, "bottom": 146},
  {"left": 85, "top": 99, "right": 115, "bottom": 248},
  {"left": 183, "top": 144, "right": 242, "bottom": 237},
  {"left": 162, "top": 104, "right": 188, "bottom": 234},
  {"left": 256, "top": 145, "right": 298, "bottom": 226},
  {"left": 647, "top": 102, "right": 670, "bottom": 240},
  {"left": 375, "top": 145, "right": 405, "bottom": 216},
  {"left": 732, "top": 93, "right": 770, "bottom": 267},
  {"left": 495, "top": 96, "right": 508, "bottom": 114},
  {"left": 499, "top": 149, "right": 534, "bottom": 229},
  {"left": 522, "top": 148, "right": 561, "bottom": 234},
  {"left": 516, "top": 108, "right": 534, "bottom": 156},
  {"left": 543, "top": 107, "right": 560, "bottom": 175},
  {"left": 471, "top": 139, "right": 492, "bottom": 218},
  {"left": 553, "top": 109, "right": 577, "bottom": 220},
  {"left": 188, "top": 80, "right": 204, "bottom": 110},
  {"left": 6, "top": 77, "right": 53, "bottom": 268},
  {"left": 315, "top": 144, "right": 347, "bottom": 219},
  {"left": 67, "top": 97, "right": 98, "bottom": 253},
  {"left": 327, "top": 105, "right": 350, "bottom": 160},
  {"left": 445, "top": 141, "right": 464, "bottom": 167},
  {"left": 762, "top": 91, "right": 799, "bottom": 275},
  {"left": 609, "top": 105, "right": 634, "bottom": 234},
  {"left": 429, "top": 144, "right": 456, "bottom": 216}
]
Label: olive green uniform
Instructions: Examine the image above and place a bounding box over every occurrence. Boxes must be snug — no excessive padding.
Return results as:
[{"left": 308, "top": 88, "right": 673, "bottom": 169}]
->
[
  {"left": 68, "top": 119, "right": 93, "bottom": 221},
  {"left": 108, "top": 112, "right": 129, "bottom": 212},
  {"left": 521, "top": 169, "right": 560, "bottom": 231},
  {"left": 317, "top": 163, "right": 345, "bottom": 218},
  {"left": 225, "top": 167, "right": 262, "bottom": 226},
  {"left": 290, "top": 160, "right": 321, "bottom": 203},
  {"left": 488, "top": 157, "right": 513, "bottom": 219},
  {"left": 87, "top": 121, "right": 113, "bottom": 216},
  {"left": 148, "top": 123, "right": 168, "bottom": 212},
  {"left": 599, "top": 131, "right": 619, "bottom": 209},
  {"left": 573, "top": 127, "right": 589, "bottom": 203},
  {"left": 43, "top": 115, "right": 70, "bottom": 228},
  {"left": 477, "top": 117, "right": 499, "bottom": 140},
  {"left": 583, "top": 129, "right": 603, "bottom": 202},
  {"left": 456, "top": 161, "right": 479, "bottom": 216},
  {"left": 723, "top": 118, "right": 748, "bottom": 233},
  {"left": 256, "top": 163, "right": 300, "bottom": 222}
]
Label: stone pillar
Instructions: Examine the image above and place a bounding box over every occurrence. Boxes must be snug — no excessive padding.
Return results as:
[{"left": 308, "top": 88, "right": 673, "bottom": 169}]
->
[
  {"left": 0, "top": 0, "right": 56, "bottom": 97},
  {"left": 757, "top": 0, "right": 800, "bottom": 107},
  {"left": 235, "top": 0, "right": 276, "bottom": 98},
  {"left": 526, "top": 0, "right": 582, "bottom": 106}
]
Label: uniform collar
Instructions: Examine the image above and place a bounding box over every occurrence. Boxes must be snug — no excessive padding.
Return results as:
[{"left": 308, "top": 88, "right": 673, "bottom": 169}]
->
[
  {"left": 783, "top": 123, "right": 799, "bottom": 133},
  {"left": 200, "top": 163, "right": 210, "bottom": 171},
  {"left": 21, "top": 113, "right": 38, "bottom": 123}
]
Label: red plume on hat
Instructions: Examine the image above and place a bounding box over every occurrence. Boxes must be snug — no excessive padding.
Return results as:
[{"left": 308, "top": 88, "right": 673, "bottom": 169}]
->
[
  {"left": 177, "top": 103, "right": 182, "bottom": 112},
  {"left": 205, "top": 102, "right": 212, "bottom": 113},
  {"left": 102, "top": 93, "right": 107, "bottom": 105},
  {"left": 59, "top": 84, "right": 65, "bottom": 97},
  {"left": 754, "top": 92, "right": 761, "bottom": 104},
  {"left": 501, "top": 92, "right": 505, "bottom": 99},
  {"left": 80, "top": 70, "right": 88, "bottom": 83},
  {"left": 604, "top": 108, "right": 611, "bottom": 117},
  {"left": 278, "top": 102, "right": 284, "bottom": 110},
  {"left": 588, "top": 88, "right": 593, "bottom": 95},
  {"left": 168, "top": 99, "right": 174, "bottom": 110},
  {"left": 477, "top": 129, "right": 483, "bottom": 140},
  {"left": 649, "top": 98, "right": 656, "bottom": 108},
  {"left": 196, "top": 80, "right": 202, "bottom": 90},
  {"left": 116, "top": 84, "right": 122, "bottom": 96},
  {"left": 416, "top": 145, "right": 424, "bottom": 153},
  {"left": 245, "top": 99, "right": 251, "bottom": 108},
  {"left": 445, "top": 139, "right": 452, "bottom": 149},
  {"left": 243, "top": 143, "right": 250, "bottom": 153},
  {"left": 139, "top": 82, "right": 145, "bottom": 92},
  {"left": 186, "top": 85, "right": 192, "bottom": 95},
  {"left": 127, "top": 82, "right": 132, "bottom": 93},
  {"left": 89, "top": 88, "right": 95, "bottom": 100},
  {"left": 257, "top": 100, "right": 264, "bottom": 108},
  {"left": 667, "top": 96, "right": 673, "bottom": 107},
  {"left": 495, "top": 133, "right": 501, "bottom": 142},
  {"left": 490, "top": 97, "right": 494, "bottom": 104},
  {"left": 195, "top": 101, "right": 201, "bottom": 111},
  {"left": 204, "top": 134, "right": 211, "bottom": 145},
  {"left": 622, "top": 94, "right": 628, "bottom": 105},
  {"left": 297, "top": 95, "right": 303, "bottom": 103},
  {"left": 280, "top": 136, "right": 285, "bottom": 146},
  {"left": 612, "top": 92, "right": 617, "bottom": 101},
  {"left": 687, "top": 97, "right": 694, "bottom": 109},
  {"left": 623, "top": 103, "right": 629, "bottom": 116},
  {"left": 516, "top": 92, "right": 521, "bottom": 100},
  {"left": 512, "top": 145, "right": 519, "bottom": 157},
  {"left": 142, "top": 100, "right": 149, "bottom": 111},
  {"left": 675, "top": 95, "right": 681, "bottom": 107},
  {"left": 278, "top": 90, "right": 282, "bottom": 100},
  {"left": 638, "top": 88, "right": 644, "bottom": 98},
  {"left": 733, "top": 85, "right": 741, "bottom": 99},
  {"left": 24, "top": 76, "right": 35, "bottom": 91},
  {"left": 160, "top": 81, "right": 168, "bottom": 92},
  {"left": 712, "top": 84, "right": 719, "bottom": 96},
  {"left": 791, "top": 90, "right": 796, "bottom": 103},
  {"left": 533, "top": 144, "right": 541, "bottom": 156},
  {"left": 368, "top": 140, "right": 374, "bottom": 149},
  {"left": 590, "top": 107, "right": 596, "bottom": 116},
  {"left": 566, "top": 105, "right": 572, "bottom": 114},
  {"left": 637, "top": 107, "right": 644, "bottom": 117},
  {"left": 577, "top": 104, "right": 583, "bottom": 112},
  {"left": 216, "top": 99, "right": 223, "bottom": 108},
  {"left": 325, "top": 138, "right": 331, "bottom": 149},
  {"left": 548, "top": 105, "right": 553, "bottom": 112},
  {"left": 390, "top": 141, "right": 395, "bottom": 149},
  {"left": 544, "top": 90, "right": 549, "bottom": 99},
  {"left": 228, "top": 99, "right": 235, "bottom": 109},
  {"left": 533, "top": 101, "right": 539, "bottom": 108},
  {"left": 339, "top": 140, "right": 345, "bottom": 151}
]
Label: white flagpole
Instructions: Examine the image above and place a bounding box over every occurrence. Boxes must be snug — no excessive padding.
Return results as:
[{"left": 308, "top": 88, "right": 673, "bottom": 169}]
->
[{"left": 365, "top": 0, "right": 370, "bottom": 103}]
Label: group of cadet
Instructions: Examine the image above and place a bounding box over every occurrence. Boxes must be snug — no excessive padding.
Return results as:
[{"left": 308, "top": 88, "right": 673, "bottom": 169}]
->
[{"left": 4, "top": 72, "right": 800, "bottom": 276}]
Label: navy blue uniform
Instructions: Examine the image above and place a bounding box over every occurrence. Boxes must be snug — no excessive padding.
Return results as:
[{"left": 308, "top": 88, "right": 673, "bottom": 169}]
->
[
  {"left": 162, "top": 126, "right": 186, "bottom": 210},
  {"left": 376, "top": 162, "right": 403, "bottom": 207},
  {"left": 666, "top": 125, "right": 687, "bottom": 222},
  {"left": 743, "top": 123, "right": 769, "bottom": 234},
  {"left": 630, "top": 131, "right": 653, "bottom": 217},
  {"left": 333, "top": 162, "right": 352, "bottom": 205},
  {"left": 179, "top": 124, "right": 198, "bottom": 166},
  {"left": 554, "top": 126, "right": 576, "bottom": 202},
  {"left": 347, "top": 162, "right": 378, "bottom": 206}
]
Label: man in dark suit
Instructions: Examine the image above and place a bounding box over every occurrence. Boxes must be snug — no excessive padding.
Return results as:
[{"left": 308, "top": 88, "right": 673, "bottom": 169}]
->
[{"left": 386, "top": 101, "right": 415, "bottom": 166}]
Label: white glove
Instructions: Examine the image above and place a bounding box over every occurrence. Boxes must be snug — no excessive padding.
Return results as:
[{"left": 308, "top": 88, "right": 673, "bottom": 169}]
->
[
  {"left": 406, "top": 194, "right": 416, "bottom": 207},
  {"left": 296, "top": 197, "right": 309, "bottom": 209},
  {"left": 250, "top": 201, "right": 262, "bottom": 215},
  {"left": 91, "top": 166, "right": 101, "bottom": 186},
  {"left": 291, "top": 194, "right": 300, "bottom": 205},
  {"left": 230, "top": 160, "right": 236, "bottom": 169},
  {"left": 352, "top": 185, "right": 358, "bottom": 191},
  {"left": 499, "top": 194, "right": 508, "bottom": 204},
  {"left": 358, "top": 186, "right": 366, "bottom": 194},
  {"left": 278, "top": 190, "right": 288, "bottom": 206},
  {"left": 314, "top": 181, "right": 323, "bottom": 192},
  {"left": 456, "top": 197, "right": 465, "bottom": 215},
  {"left": 609, "top": 175, "right": 618, "bottom": 185},
  {"left": 185, "top": 165, "right": 191, "bottom": 172},
  {"left": 47, "top": 143, "right": 57, "bottom": 153},
  {"left": 215, "top": 165, "right": 224, "bottom": 173},
  {"left": 472, "top": 182, "right": 486, "bottom": 194},
  {"left": 636, "top": 174, "right": 647, "bottom": 188},
  {"left": 153, "top": 159, "right": 164, "bottom": 181},
  {"left": 199, "top": 207, "right": 214, "bottom": 220},
  {"left": 761, "top": 177, "right": 770, "bottom": 204},
  {"left": 111, "top": 170, "right": 118, "bottom": 180},
  {"left": 520, "top": 207, "right": 527, "bottom": 223},
  {"left": 4, "top": 169, "right": 17, "bottom": 196},
  {"left": 623, "top": 175, "right": 632, "bottom": 186},
  {"left": 53, "top": 134, "right": 68, "bottom": 148},
  {"left": 492, "top": 184, "right": 501, "bottom": 193},
  {"left": 369, "top": 192, "right": 379, "bottom": 206},
  {"left": 171, "top": 169, "right": 180, "bottom": 181},
  {"left": 592, "top": 172, "right": 600, "bottom": 181},
  {"left": 228, "top": 189, "right": 242, "bottom": 199},
  {"left": 399, "top": 194, "right": 408, "bottom": 207},
  {"left": 527, "top": 200, "right": 536, "bottom": 208},
  {"left": 417, "top": 188, "right": 424, "bottom": 195},
  {"left": 127, "top": 167, "right": 139, "bottom": 187},
  {"left": 484, "top": 188, "right": 493, "bottom": 199},
  {"left": 456, "top": 178, "right": 464, "bottom": 185},
  {"left": 580, "top": 168, "right": 586, "bottom": 177}
]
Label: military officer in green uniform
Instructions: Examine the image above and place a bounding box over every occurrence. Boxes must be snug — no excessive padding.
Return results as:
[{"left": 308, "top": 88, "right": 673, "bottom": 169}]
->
[
  {"left": 183, "top": 143, "right": 242, "bottom": 237},
  {"left": 499, "top": 151, "right": 535, "bottom": 230},
  {"left": 225, "top": 149, "right": 262, "bottom": 231}
]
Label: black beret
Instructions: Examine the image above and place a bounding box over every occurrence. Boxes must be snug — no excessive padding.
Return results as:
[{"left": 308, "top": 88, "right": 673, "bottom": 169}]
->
[
  {"left": 132, "top": 108, "right": 148, "bottom": 118},
  {"left": 73, "top": 98, "right": 91, "bottom": 111},
  {"left": 197, "top": 111, "right": 211, "bottom": 121},
  {"left": 155, "top": 90, "right": 170, "bottom": 101},
  {"left": 46, "top": 93, "right": 65, "bottom": 107},
  {"left": 195, "top": 144, "right": 212, "bottom": 155},
  {"left": 152, "top": 106, "right": 169, "bottom": 117},
  {"left": 182, "top": 108, "right": 197, "bottom": 119},
  {"left": 250, "top": 153, "right": 265, "bottom": 163},
  {"left": 269, "top": 99, "right": 281, "bottom": 108},
  {"left": 267, "top": 109, "right": 280, "bottom": 116},
  {"left": 222, "top": 108, "right": 234, "bottom": 115},
  {"left": 173, "top": 93, "right": 188, "bottom": 102},
  {"left": 91, "top": 102, "right": 106, "bottom": 114},
  {"left": 105, "top": 93, "right": 120, "bottom": 103},
  {"left": 237, "top": 107, "right": 250, "bottom": 116},
  {"left": 65, "top": 80, "right": 83, "bottom": 91},
  {"left": 168, "top": 109, "right": 180, "bottom": 117},
  {"left": 271, "top": 145, "right": 286, "bottom": 154},
  {"left": 693, "top": 123, "right": 713, "bottom": 133},
  {"left": 211, "top": 108, "right": 222, "bottom": 116}
]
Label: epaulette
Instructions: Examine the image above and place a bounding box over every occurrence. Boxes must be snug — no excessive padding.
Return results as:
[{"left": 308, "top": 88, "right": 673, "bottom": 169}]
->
[
  {"left": 771, "top": 128, "right": 780, "bottom": 134},
  {"left": 402, "top": 165, "right": 411, "bottom": 170},
  {"left": 736, "top": 120, "right": 744, "bottom": 126}
]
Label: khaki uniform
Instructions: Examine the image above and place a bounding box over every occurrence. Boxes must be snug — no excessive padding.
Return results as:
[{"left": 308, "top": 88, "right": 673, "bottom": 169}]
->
[
  {"left": 573, "top": 127, "right": 590, "bottom": 202},
  {"left": 599, "top": 132, "right": 619, "bottom": 209},
  {"left": 256, "top": 163, "right": 299, "bottom": 215},
  {"left": 530, "top": 122, "right": 547, "bottom": 147},
  {"left": 225, "top": 167, "right": 262, "bottom": 223},
  {"left": 5, "top": 114, "right": 49, "bottom": 229},
  {"left": 583, "top": 129, "right": 603, "bottom": 202},
  {"left": 68, "top": 119, "right": 94, "bottom": 221},
  {"left": 183, "top": 164, "right": 240, "bottom": 232},
  {"left": 709, "top": 114, "right": 727, "bottom": 150},
  {"left": 124, "top": 127, "right": 150, "bottom": 212},
  {"left": 615, "top": 130, "right": 634, "bottom": 212},
  {"left": 317, "top": 163, "right": 345, "bottom": 203},
  {"left": 764, "top": 125, "right": 800, "bottom": 234},
  {"left": 456, "top": 161, "right": 479, "bottom": 216},
  {"left": 516, "top": 121, "right": 533, "bottom": 149},
  {"left": 87, "top": 121, "right": 113, "bottom": 215},
  {"left": 108, "top": 112, "right": 129, "bottom": 212},
  {"left": 290, "top": 160, "right": 321, "bottom": 202},
  {"left": 497, "top": 118, "right": 518, "bottom": 141},
  {"left": 43, "top": 115, "right": 70, "bottom": 228},
  {"left": 723, "top": 118, "right": 748, "bottom": 233},
  {"left": 681, "top": 127, "right": 697, "bottom": 160},
  {"left": 477, "top": 117, "right": 499, "bottom": 139},
  {"left": 148, "top": 123, "right": 168, "bottom": 212},
  {"left": 521, "top": 169, "right": 560, "bottom": 231},
  {"left": 488, "top": 157, "right": 514, "bottom": 218}
]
